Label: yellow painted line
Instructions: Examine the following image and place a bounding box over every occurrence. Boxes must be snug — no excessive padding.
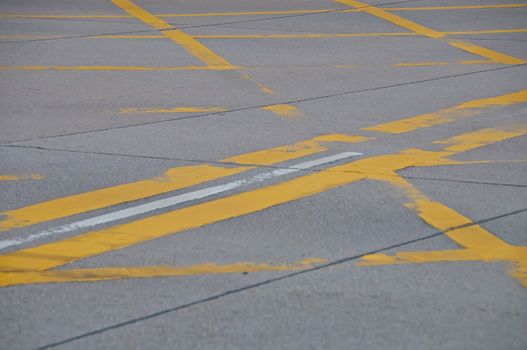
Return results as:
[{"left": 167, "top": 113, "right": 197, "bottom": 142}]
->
[
  {"left": 0, "top": 10, "right": 331, "bottom": 19},
  {"left": 0, "top": 258, "right": 326, "bottom": 287},
  {"left": 3, "top": 4, "right": 526, "bottom": 19},
  {"left": 111, "top": 0, "right": 233, "bottom": 68},
  {"left": 158, "top": 9, "right": 331, "bottom": 17},
  {"left": 114, "top": 33, "right": 417, "bottom": 39},
  {"left": 389, "top": 4, "right": 527, "bottom": 11},
  {"left": 239, "top": 72, "right": 275, "bottom": 94},
  {"left": 0, "top": 134, "right": 370, "bottom": 232},
  {"left": 0, "top": 125, "right": 523, "bottom": 273},
  {"left": 364, "top": 89, "right": 527, "bottom": 134},
  {"left": 359, "top": 175, "right": 527, "bottom": 288},
  {"left": 445, "top": 28, "right": 527, "bottom": 35},
  {"left": 262, "top": 104, "right": 303, "bottom": 118},
  {"left": 120, "top": 107, "right": 227, "bottom": 114},
  {"left": 0, "top": 65, "right": 240, "bottom": 71},
  {"left": 335, "top": 0, "right": 527, "bottom": 64},
  {"left": 111, "top": 0, "right": 275, "bottom": 94},
  {"left": 448, "top": 40, "right": 527, "bottom": 64},
  {"left": 392, "top": 59, "right": 494, "bottom": 67},
  {"left": 336, "top": 0, "right": 444, "bottom": 38},
  {"left": 0, "top": 174, "right": 44, "bottom": 181},
  {"left": 94, "top": 28, "right": 527, "bottom": 40},
  {"left": 0, "top": 59, "right": 501, "bottom": 73}
]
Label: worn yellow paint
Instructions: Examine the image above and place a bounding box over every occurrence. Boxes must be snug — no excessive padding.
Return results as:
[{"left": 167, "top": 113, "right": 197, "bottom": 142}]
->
[
  {"left": 336, "top": 0, "right": 444, "bottom": 38},
  {"left": 364, "top": 89, "right": 527, "bottom": 134},
  {"left": 393, "top": 59, "right": 494, "bottom": 67},
  {"left": 0, "top": 134, "right": 368, "bottom": 232},
  {"left": 240, "top": 72, "right": 275, "bottom": 94},
  {"left": 95, "top": 29, "right": 527, "bottom": 40},
  {"left": 335, "top": 0, "right": 527, "bottom": 64},
  {"left": 358, "top": 175, "right": 527, "bottom": 288},
  {"left": 262, "top": 104, "right": 303, "bottom": 118},
  {"left": 447, "top": 40, "right": 527, "bottom": 64},
  {"left": 389, "top": 4, "right": 527, "bottom": 11},
  {"left": 1, "top": 125, "right": 523, "bottom": 273},
  {"left": 120, "top": 107, "right": 227, "bottom": 114},
  {"left": 111, "top": 0, "right": 277, "bottom": 95},
  {"left": 4, "top": 4, "right": 525, "bottom": 19},
  {"left": 0, "top": 174, "right": 44, "bottom": 181},
  {"left": 0, "top": 65, "right": 240, "bottom": 71},
  {"left": 445, "top": 28, "right": 527, "bottom": 35},
  {"left": 0, "top": 258, "right": 326, "bottom": 287},
  {"left": 222, "top": 134, "right": 371, "bottom": 165},
  {"left": 111, "top": 0, "right": 233, "bottom": 68},
  {"left": 156, "top": 10, "right": 330, "bottom": 17}
]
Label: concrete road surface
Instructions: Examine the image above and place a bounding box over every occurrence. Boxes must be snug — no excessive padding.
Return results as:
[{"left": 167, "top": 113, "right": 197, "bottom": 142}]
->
[{"left": 1, "top": 0, "right": 526, "bottom": 349}]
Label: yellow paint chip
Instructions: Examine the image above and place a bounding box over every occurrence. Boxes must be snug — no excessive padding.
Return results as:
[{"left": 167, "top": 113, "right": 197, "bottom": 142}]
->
[
  {"left": 120, "top": 107, "right": 227, "bottom": 114},
  {"left": 262, "top": 104, "right": 303, "bottom": 118},
  {"left": 364, "top": 89, "right": 527, "bottom": 134}
]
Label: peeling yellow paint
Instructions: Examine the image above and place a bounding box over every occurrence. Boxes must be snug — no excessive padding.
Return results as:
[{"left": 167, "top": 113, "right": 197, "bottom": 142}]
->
[
  {"left": 0, "top": 258, "right": 327, "bottom": 287},
  {"left": 262, "top": 104, "right": 303, "bottom": 118},
  {"left": 0, "top": 174, "right": 44, "bottom": 181},
  {"left": 0, "top": 134, "right": 369, "bottom": 232},
  {"left": 364, "top": 89, "right": 527, "bottom": 134}
]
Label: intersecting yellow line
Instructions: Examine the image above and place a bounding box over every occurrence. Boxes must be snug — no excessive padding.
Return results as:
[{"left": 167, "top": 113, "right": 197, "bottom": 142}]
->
[
  {"left": 4, "top": 28, "right": 527, "bottom": 41},
  {"left": 0, "top": 134, "right": 369, "bottom": 232},
  {"left": 364, "top": 89, "right": 527, "bottom": 134},
  {"left": 335, "top": 0, "right": 527, "bottom": 64},
  {"left": 1, "top": 4, "right": 526, "bottom": 19},
  {"left": 360, "top": 174, "right": 527, "bottom": 288},
  {"left": 0, "top": 258, "right": 327, "bottom": 287},
  {"left": 111, "top": 0, "right": 232, "bottom": 68},
  {"left": 0, "top": 174, "right": 44, "bottom": 182},
  {"left": 1, "top": 124, "right": 525, "bottom": 276},
  {"left": 111, "top": 0, "right": 275, "bottom": 96}
]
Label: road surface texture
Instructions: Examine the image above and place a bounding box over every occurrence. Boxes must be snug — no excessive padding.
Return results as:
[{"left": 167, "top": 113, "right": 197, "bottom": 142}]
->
[{"left": 1, "top": 0, "right": 526, "bottom": 349}]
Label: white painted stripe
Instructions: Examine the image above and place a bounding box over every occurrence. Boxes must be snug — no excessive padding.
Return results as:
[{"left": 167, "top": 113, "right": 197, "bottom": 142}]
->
[{"left": 0, "top": 152, "right": 361, "bottom": 251}]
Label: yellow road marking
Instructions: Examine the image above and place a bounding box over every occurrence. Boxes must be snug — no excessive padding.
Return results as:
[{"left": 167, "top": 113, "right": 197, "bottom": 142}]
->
[
  {"left": 112, "top": 0, "right": 276, "bottom": 95},
  {"left": 121, "top": 104, "right": 304, "bottom": 117},
  {"left": 91, "top": 28, "right": 527, "bottom": 40},
  {"left": 336, "top": 0, "right": 444, "bottom": 38},
  {"left": 2, "top": 4, "right": 526, "bottom": 19},
  {"left": 111, "top": 0, "right": 233, "bottom": 68},
  {"left": 0, "top": 258, "right": 326, "bottom": 287},
  {"left": 364, "top": 89, "right": 527, "bottom": 134},
  {"left": 0, "top": 174, "right": 44, "bottom": 181},
  {"left": 392, "top": 59, "right": 493, "bottom": 67},
  {"left": 120, "top": 107, "right": 227, "bottom": 114},
  {"left": 2, "top": 28, "right": 525, "bottom": 43},
  {"left": 359, "top": 175, "right": 527, "bottom": 288},
  {"left": 262, "top": 104, "right": 303, "bottom": 118},
  {"left": 0, "top": 59, "right": 499, "bottom": 72},
  {"left": 446, "top": 28, "right": 527, "bottom": 35},
  {"left": 0, "top": 65, "right": 239, "bottom": 71},
  {"left": 448, "top": 40, "right": 526, "bottom": 64},
  {"left": 389, "top": 4, "right": 527, "bottom": 11},
  {"left": 1, "top": 125, "right": 523, "bottom": 273},
  {"left": 0, "top": 134, "right": 370, "bottom": 232},
  {"left": 335, "top": 0, "right": 527, "bottom": 64}
]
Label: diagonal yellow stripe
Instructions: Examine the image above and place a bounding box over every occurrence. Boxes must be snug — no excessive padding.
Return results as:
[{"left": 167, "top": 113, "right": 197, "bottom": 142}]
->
[{"left": 111, "top": 0, "right": 233, "bottom": 68}]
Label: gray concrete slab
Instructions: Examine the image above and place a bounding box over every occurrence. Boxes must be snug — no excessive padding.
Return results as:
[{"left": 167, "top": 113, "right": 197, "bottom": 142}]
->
[{"left": 1, "top": 0, "right": 526, "bottom": 349}]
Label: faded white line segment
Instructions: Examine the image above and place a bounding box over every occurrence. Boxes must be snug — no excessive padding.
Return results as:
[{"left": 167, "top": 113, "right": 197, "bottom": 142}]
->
[{"left": 0, "top": 152, "right": 362, "bottom": 251}]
